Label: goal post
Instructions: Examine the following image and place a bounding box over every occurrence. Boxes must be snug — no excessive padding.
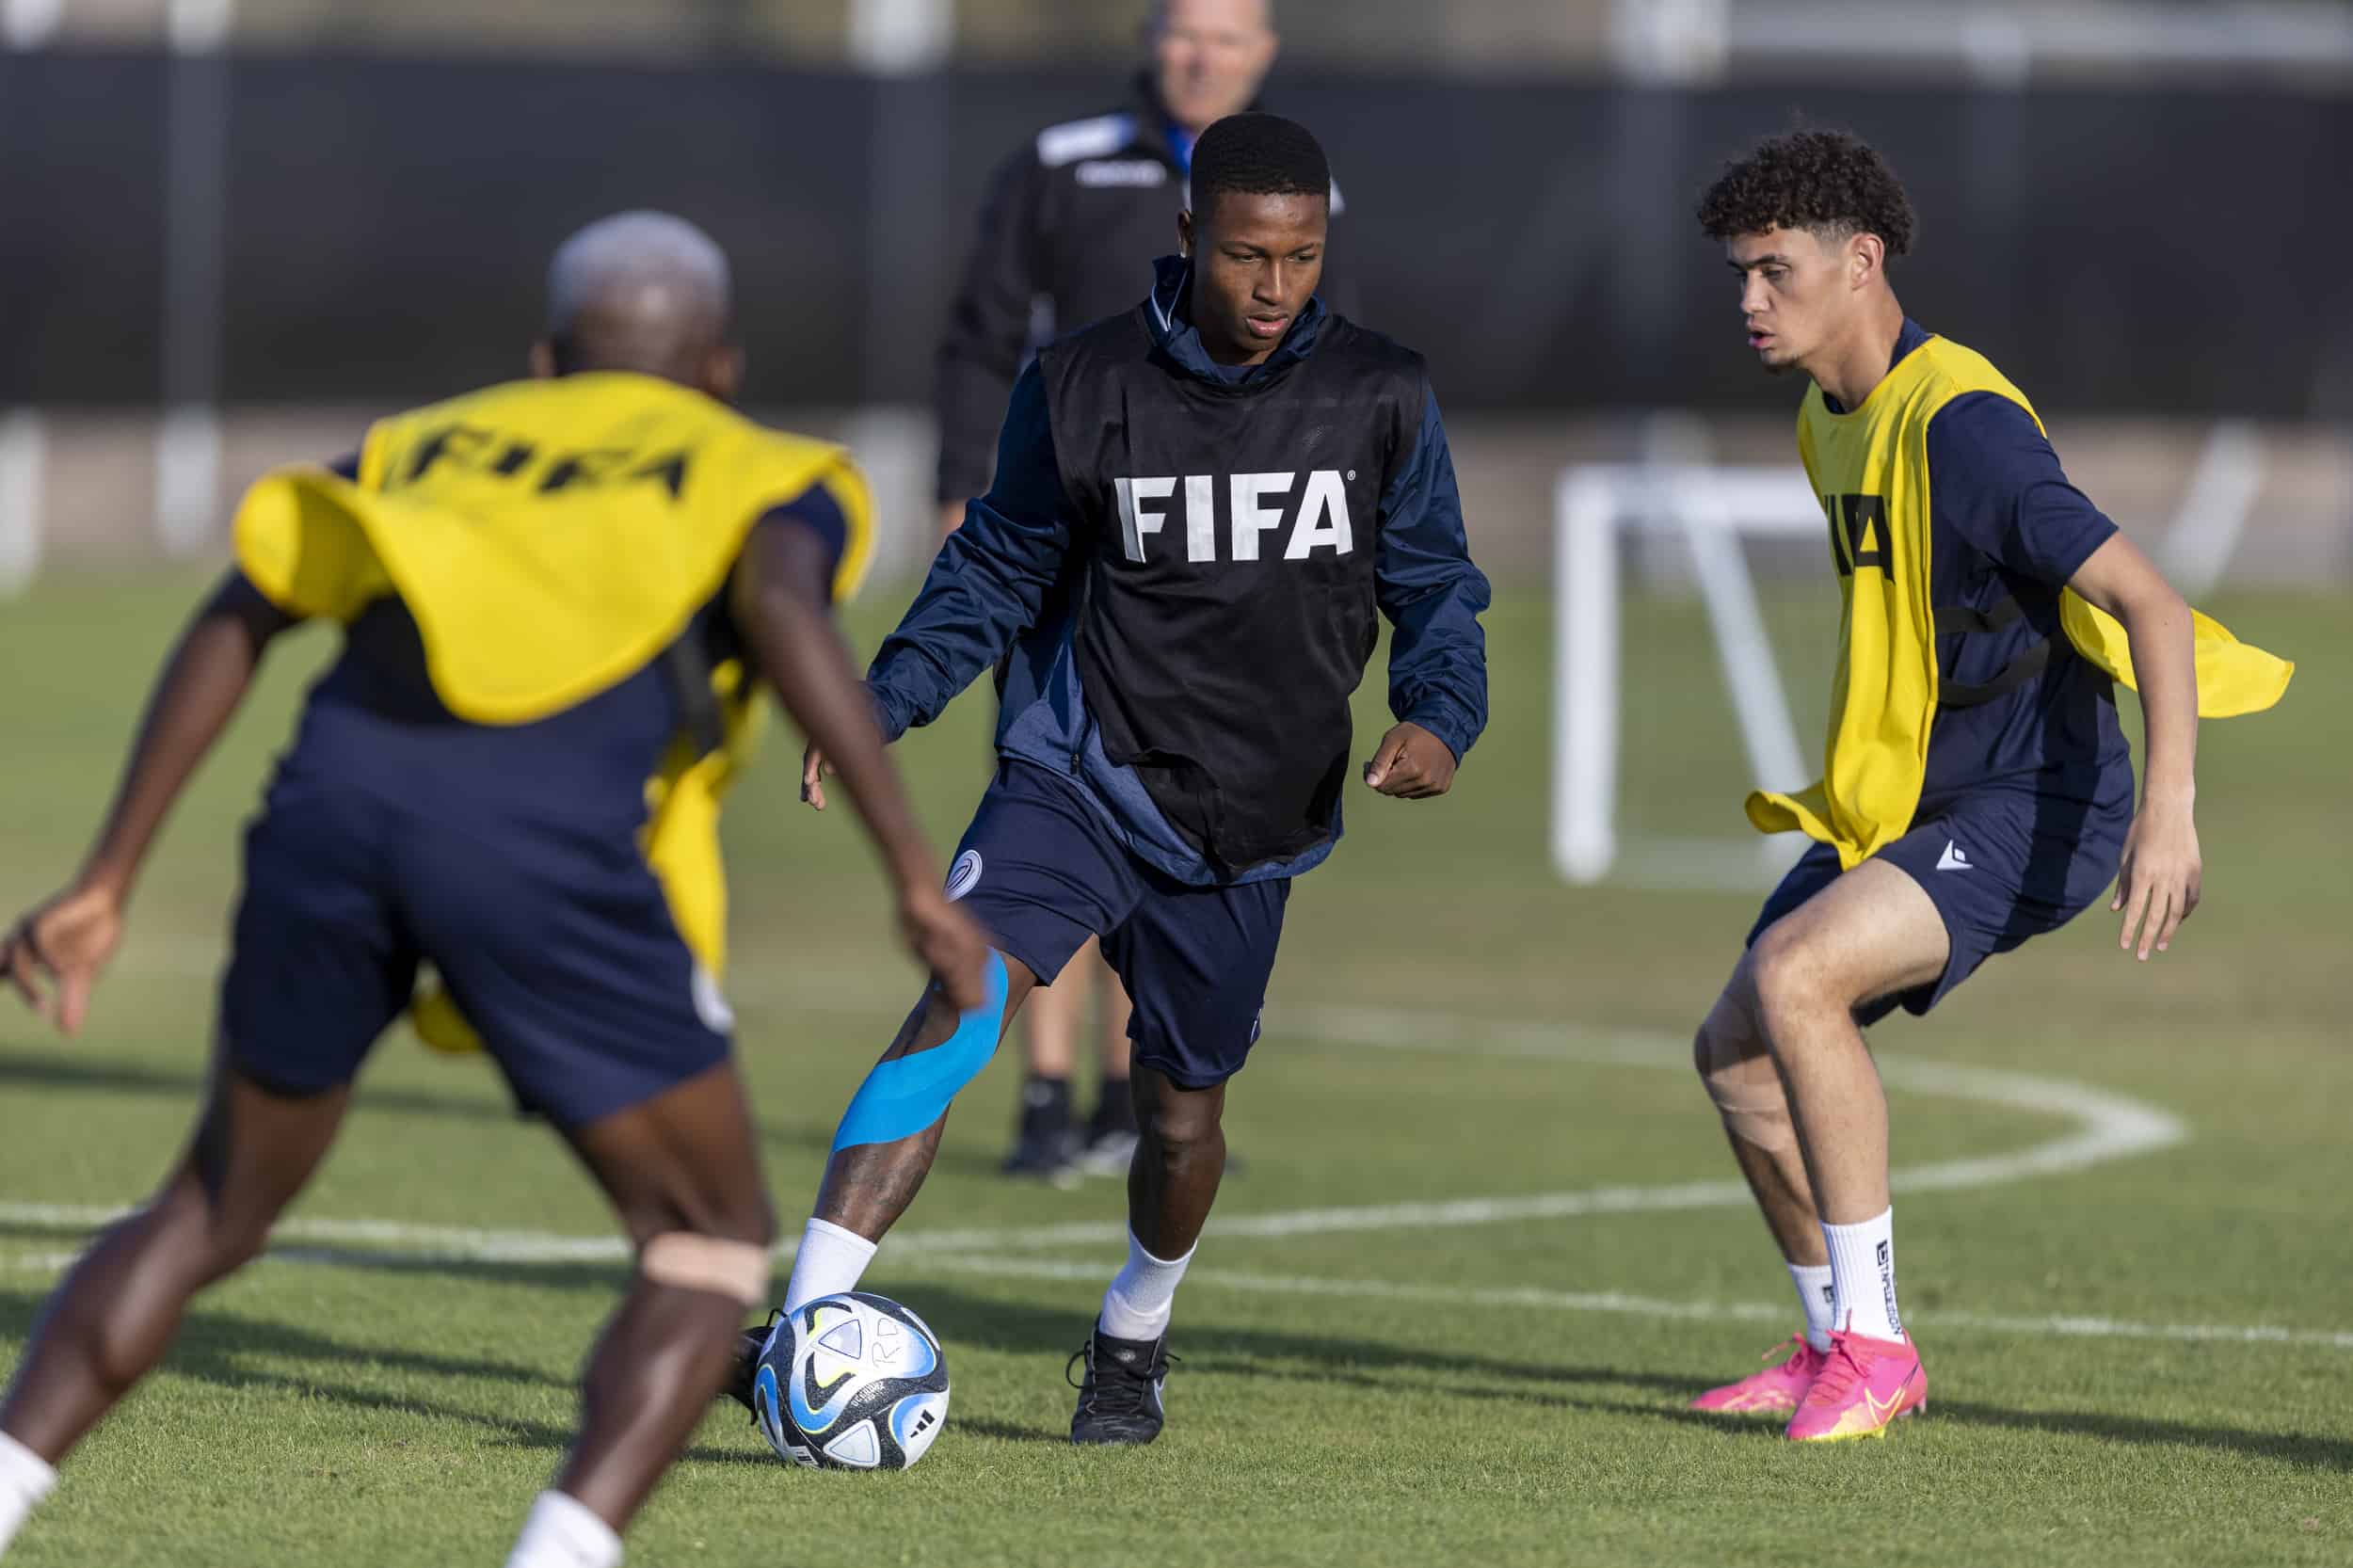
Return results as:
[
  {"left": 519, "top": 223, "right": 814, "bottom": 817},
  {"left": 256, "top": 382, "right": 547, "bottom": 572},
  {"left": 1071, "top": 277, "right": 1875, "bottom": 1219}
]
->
[{"left": 1551, "top": 461, "right": 1827, "bottom": 890}]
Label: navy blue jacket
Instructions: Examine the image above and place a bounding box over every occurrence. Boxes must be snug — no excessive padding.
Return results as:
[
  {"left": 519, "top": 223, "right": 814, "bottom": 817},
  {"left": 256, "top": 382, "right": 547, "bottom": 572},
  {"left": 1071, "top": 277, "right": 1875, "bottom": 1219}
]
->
[{"left": 871, "top": 261, "right": 1490, "bottom": 885}]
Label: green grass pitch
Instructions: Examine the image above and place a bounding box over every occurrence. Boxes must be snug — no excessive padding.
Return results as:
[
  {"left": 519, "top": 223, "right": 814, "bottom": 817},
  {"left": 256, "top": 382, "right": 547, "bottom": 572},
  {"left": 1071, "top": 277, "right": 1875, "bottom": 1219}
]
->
[{"left": 1, "top": 568, "right": 2346, "bottom": 1566}]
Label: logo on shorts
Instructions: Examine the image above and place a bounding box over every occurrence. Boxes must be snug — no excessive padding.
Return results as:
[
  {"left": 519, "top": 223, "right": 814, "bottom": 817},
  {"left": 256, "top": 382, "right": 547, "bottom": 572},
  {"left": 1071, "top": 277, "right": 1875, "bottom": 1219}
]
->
[
  {"left": 691, "top": 963, "right": 736, "bottom": 1034},
  {"left": 1936, "top": 840, "right": 1973, "bottom": 872},
  {"left": 945, "top": 851, "right": 984, "bottom": 903}
]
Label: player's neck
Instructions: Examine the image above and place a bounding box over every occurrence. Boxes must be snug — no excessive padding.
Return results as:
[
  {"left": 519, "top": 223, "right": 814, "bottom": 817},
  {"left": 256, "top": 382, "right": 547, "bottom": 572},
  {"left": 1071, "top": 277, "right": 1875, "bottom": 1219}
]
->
[{"left": 1807, "top": 296, "right": 1908, "bottom": 413}]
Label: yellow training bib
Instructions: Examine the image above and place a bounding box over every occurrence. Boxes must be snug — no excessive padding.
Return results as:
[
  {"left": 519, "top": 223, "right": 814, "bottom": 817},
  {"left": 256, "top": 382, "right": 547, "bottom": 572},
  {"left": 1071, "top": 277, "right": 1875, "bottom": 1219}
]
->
[
  {"left": 235, "top": 372, "right": 872, "bottom": 723},
  {"left": 232, "top": 372, "right": 874, "bottom": 1055},
  {"left": 1749, "top": 335, "right": 2292, "bottom": 869}
]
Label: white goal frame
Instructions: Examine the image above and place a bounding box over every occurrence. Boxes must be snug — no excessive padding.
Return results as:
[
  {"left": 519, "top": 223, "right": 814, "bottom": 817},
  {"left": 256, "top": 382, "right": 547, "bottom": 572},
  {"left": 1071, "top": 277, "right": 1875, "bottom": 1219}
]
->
[
  {"left": 1551, "top": 424, "right": 2265, "bottom": 888},
  {"left": 1550, "top": 462, "right": 1826, "bottom": 891}
]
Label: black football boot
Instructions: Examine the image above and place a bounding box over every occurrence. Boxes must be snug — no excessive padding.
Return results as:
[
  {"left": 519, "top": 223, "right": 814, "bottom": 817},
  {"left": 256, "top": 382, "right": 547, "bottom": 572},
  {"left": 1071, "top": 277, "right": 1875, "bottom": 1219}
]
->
[{"left": 1066, "top": 1324, "right": 1175, "bottom": 1445}]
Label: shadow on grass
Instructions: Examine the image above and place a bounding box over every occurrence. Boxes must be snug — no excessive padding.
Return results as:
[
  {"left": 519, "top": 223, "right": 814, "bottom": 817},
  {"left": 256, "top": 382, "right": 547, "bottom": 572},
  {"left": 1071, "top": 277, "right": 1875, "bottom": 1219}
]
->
[
  {"left": 14, "top": 1281, "right": 2334, "bottom": 1476},
  {"left": 0, "top": 1288, "right": 762, "bottom": 1470},
  {"left": 0, "top": 1278, "right": 1698, "bottom": 1469},
  {"left": 872, "top": 1287, "right": 2353, "bottom": 1474},
  {"left": 0, "top": 1049, "right": 838, "bottom": 1160},
  {"left": 1608, "top": 1395, "right": 2353, "bottom": 1471},
  {"left": 834, "top": 1283, "right": 1712, "bottom": 1400},
  {"left": 952, "top": 1416, "right": 1067, "bottom": 1445}
]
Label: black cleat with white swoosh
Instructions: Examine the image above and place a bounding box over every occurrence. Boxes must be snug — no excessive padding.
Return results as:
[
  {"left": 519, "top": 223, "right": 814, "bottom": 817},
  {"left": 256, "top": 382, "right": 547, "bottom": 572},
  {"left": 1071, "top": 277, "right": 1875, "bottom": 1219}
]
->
[{"left": 1067, "top": 1325, "right": 1174, "bottom": 1445}]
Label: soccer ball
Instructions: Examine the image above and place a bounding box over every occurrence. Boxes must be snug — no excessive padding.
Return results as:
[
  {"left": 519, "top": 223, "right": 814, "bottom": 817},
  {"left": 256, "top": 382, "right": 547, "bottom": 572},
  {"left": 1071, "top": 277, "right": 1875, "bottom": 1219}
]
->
[{"left": 751, "top": 1291, "right": 951, "bottom": 1471}]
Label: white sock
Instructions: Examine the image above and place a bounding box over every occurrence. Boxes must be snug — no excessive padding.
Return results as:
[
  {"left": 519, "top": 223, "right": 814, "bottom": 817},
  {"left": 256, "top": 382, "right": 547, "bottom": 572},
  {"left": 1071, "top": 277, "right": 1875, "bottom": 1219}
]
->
[
  {"left": 781, "top": 1218, "right": 878, "bottom": 1315},
  {"left": 1788, "top": 1261, "right": 1836, "bottom": 1352},
  {"left": 0, "top": 1432, "right": 58, "bottom": 1558},
  {"left": 1822, "top": 1207, "right": 1905, "bottom": 1342},
  {"left": 505, "top": 1490, "right": 622, "bottom": 1568},
  {"left": 1097, "top": 1231, "right": 1194, "bottom": 1343}
]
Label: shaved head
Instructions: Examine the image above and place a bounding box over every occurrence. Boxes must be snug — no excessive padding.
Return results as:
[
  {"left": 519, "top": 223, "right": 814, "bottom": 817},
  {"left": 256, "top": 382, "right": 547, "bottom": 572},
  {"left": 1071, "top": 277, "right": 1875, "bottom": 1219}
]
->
[{"left": 537, "top": 211, "right": 739, "bottom": 395}]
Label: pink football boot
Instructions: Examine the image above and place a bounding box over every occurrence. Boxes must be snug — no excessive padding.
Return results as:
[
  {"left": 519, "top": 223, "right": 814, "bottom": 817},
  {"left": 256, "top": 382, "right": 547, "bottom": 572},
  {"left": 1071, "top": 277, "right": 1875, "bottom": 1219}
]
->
[
  {"left": 1784, "top": 1327, "right": 1928, "bottom": 1442},
  {"left": 1689, "top": 1336, "right": 1828, "bottom": 1416}
]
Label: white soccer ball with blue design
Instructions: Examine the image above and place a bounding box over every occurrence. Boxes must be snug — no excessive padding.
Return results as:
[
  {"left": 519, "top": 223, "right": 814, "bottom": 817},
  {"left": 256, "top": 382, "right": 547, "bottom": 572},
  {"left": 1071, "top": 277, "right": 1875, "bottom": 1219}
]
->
[{"left": 752, "top": 1291, "right": 951, "bottom": 1470}]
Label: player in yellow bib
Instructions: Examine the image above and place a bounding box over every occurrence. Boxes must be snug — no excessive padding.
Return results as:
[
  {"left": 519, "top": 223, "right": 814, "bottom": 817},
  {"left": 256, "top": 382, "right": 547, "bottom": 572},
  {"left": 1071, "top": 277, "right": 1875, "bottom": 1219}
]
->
[
  {"left": 0, "top": 214, "right": 986, "bottom": 1568},
  {"left": 1679, "top": 133, "right": 2291, "bottom": 1442}
]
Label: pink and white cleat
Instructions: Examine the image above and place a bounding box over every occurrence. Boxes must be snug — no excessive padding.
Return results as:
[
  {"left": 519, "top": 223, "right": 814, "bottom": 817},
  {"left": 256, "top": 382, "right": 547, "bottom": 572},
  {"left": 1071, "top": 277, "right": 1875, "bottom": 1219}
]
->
[
  {"left": 1783, "top": 1328, "right": 1927, "bottom": 1442},
  {"left": 1689, "top": 1336, "right": 1827, "bottom": 1416}
]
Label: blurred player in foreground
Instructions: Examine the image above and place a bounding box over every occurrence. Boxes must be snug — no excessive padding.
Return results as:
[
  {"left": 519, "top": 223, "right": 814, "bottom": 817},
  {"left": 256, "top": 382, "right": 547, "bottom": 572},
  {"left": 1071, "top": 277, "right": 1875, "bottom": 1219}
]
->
[
  {"left": 936, "top": 0, "right": 1305, "bottom": 1181},
  {"left": 1685, "top": 131, "right": 2292, "bottom": 1442},
  {"left": 780, "top": 114, "right": 1488, "bottom": 1444},
  {"left": 0, "top": 213, "right": 985, "bottom": 1566}
]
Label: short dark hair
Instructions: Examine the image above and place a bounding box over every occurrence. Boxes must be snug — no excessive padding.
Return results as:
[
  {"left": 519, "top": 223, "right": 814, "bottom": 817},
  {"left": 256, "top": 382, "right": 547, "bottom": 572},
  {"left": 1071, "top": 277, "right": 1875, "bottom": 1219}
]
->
[
  {"left": 1697, "top": 129, "right": 1916, "bottom": 257},
  {"left": 1191, "top": 112, "right": 1330, "bottom": 218}
]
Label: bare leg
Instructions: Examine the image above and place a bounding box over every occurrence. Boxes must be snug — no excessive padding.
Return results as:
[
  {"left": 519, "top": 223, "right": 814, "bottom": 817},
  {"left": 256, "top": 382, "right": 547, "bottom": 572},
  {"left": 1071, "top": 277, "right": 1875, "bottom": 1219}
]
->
[
  {"left": 1694, "top": 969, "right": 1827, "bottom": 1266},
  {"left": 1747, "top": 860, "right": 1949, "bottom": 1224},
  {"left": 815, "top": 962, "right": 1039, "bottom": 1239},
  {"left": 0, "top": 1061, "right": 348, "bottom": 1464},
  {"left": 1125, "top": 1067, "right": 1226, "bottom": 1258},
  {"left": 1019, "top": 943, "right": 1089, "bottom": 1080},
  {"left": 549, "top": 1060, "right": 776, "bottom": 1530}
]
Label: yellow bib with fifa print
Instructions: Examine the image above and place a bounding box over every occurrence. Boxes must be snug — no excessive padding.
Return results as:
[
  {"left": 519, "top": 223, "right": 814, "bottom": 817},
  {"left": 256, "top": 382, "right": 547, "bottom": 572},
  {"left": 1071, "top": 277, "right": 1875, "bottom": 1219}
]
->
[
  {"left": 1749, "top": 336, "right": 2292, "bottom": 869},
  {"left": 235, "top": 371, "right": 872, "bottom": 717},
  {"left": 232, "top": 372, "right": 874, "bottom": 1051}
]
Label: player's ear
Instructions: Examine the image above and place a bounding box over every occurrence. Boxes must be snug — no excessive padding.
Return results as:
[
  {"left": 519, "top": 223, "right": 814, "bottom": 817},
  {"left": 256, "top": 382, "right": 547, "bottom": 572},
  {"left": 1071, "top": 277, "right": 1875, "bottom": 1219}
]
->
[
  {"left": 1850, "top": 232, "right": 1884, "bottom": 291},
  {"left": 1176, "top": 207, "right": 1194, "bottom": 259},
  {"left": 528, "top": 340, "right": 558, "bottom": 380}
]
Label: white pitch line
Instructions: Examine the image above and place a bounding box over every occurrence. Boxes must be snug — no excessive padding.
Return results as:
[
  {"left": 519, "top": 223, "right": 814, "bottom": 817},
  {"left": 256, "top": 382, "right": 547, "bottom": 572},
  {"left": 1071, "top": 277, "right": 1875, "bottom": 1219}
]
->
[
  {"left": 9, "top": 1240, "right": 2342, "bottom": 1354},
  {"left": 898, "top": 1254, "right": 2353, "bottom": 1352},
  {"left": 3, "top": 1019, "right": 2185, "bottom": 1275},
  {"left": 0, "top": 1204, "right": 632, "bottom": 1266},
  {"left": 0, "top": 1032, "right": 2180, "bottom": 1261}
]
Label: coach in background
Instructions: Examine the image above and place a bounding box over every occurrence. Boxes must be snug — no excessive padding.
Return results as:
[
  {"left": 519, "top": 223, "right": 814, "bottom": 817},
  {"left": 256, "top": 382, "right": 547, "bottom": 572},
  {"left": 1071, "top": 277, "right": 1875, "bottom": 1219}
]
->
[
  {"left": 934, "top": 0, "right": 1335, "bottom": 1182},
  {"left": 936, "top": 0, "right": 1313, "bottom": 520}
]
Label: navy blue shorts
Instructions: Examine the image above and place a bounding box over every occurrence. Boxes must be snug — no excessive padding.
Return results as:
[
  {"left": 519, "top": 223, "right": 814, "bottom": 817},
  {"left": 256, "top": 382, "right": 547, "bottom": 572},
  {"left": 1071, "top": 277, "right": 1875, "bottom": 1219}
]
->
[
  {"left": 1748, "top": 784, "right": 2130, "bottom": 1025},
  {"left": 950, "top": 761, "right": 1289, "bottom": 1091},
  {"left": 219, "top": 781, "right": 730, "bottom": 1129}
]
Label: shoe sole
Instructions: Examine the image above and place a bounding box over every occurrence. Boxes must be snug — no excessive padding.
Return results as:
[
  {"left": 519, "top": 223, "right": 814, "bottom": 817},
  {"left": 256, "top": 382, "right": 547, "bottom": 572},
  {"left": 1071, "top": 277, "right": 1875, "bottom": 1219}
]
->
[{"left": 1787, "top": 1397, "right": 1928, "bottom": 1444}]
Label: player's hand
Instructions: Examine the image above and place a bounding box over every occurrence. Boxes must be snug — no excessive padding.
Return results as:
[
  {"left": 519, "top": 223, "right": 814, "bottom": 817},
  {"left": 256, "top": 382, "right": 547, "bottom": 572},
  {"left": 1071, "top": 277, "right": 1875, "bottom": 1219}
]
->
[
  {"left": 801, "top": 744, "right": 836, "bottom": 810},
  {"left": 1363, "top": 722, "right": 1458, "bottom": 800},
  {"left": 2, "top": 883, "right": 126, "bottom": 1037},
  {"left": 899, "top": 886, "right": 990, "bottom": 1012},
  {"left": 2112, "top": 797, "right": 2201, "bottom": 961}
]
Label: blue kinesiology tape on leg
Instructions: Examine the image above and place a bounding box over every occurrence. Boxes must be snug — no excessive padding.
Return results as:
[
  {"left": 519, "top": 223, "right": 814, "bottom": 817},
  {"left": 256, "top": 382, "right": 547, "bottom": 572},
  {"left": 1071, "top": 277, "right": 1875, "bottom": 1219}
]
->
[{"left": 830, "top": 951, "right": 1011, "bottom": 1152}]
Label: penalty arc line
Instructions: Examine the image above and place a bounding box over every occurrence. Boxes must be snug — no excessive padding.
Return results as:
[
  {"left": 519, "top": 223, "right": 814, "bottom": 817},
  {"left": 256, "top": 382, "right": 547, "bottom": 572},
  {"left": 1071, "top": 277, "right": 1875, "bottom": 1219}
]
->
[
  {"left": 8, "top": 1010, "right": 2330, "bottom": 1352},
  {"left": 0, "top": 1022, "right": 2182, "bottom": 1263}
]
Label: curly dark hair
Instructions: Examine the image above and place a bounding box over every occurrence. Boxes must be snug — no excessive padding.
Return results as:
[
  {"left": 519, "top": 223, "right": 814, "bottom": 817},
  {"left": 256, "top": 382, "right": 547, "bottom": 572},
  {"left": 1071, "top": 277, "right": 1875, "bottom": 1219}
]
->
[{"left": 1697, "top": 129, "right": 1916, "bottom": 256}]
